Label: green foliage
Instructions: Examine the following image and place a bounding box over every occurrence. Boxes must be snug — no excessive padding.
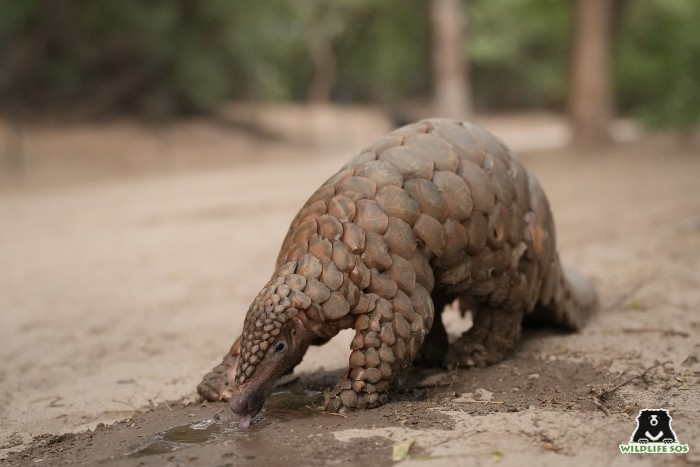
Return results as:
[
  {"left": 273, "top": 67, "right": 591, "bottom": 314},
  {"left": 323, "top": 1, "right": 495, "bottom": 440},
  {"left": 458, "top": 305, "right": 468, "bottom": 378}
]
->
[
  {"left": 334, "top": 0, "right": 430, "bottom": 103},
  {"left": 0, "top": 0, "right": 304, "bottom": 115},
  {"left": 615, "top": 0, "right": 700, "bottom": 130},
  {"left": 469, "top": 0, "right": 570, "bottom": 110},
  {"left": 0, "top": 0, "right": 698, "bottom": 130}
]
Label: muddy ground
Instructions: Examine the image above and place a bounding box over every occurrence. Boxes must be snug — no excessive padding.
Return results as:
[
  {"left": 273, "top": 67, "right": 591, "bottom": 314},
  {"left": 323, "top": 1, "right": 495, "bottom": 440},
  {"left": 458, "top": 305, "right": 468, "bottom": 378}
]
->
[{"left": 1, "top": 109, "right": 698, "bottom": 466}]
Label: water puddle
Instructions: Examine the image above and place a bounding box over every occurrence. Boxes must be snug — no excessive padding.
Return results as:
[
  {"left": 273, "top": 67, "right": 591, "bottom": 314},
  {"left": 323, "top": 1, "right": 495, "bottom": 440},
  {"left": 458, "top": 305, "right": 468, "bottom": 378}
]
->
[
  {"left": 127, "top": 389, "right": 324, "bottom": 458},
  {"left": 128, "top": 419, "right": 222, "bottom": 457}
]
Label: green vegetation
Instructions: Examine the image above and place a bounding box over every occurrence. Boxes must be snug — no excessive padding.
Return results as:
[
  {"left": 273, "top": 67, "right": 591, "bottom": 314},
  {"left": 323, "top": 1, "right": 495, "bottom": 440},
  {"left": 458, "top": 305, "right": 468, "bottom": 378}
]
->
[
  {"left": 0, "top": 0, "right": 697, "bottom": 130},
  {"left": 615, "top": 0, "right": 700, "bottom": 130},
  {"left": 469, "top": 0, "right": 570, "bottom": 111}
]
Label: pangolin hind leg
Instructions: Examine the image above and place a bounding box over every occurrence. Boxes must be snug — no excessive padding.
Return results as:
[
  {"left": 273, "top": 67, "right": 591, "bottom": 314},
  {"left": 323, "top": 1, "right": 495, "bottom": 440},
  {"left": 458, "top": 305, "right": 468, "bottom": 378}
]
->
[
  {"left": 413, "top": 293, "right": 451, "bottom": 367},
  {"left": 197, "top": 336, "right": 241, "bottom": 401},
  {"left": 444, "top": 303, "right": 525, "bottom": 369}
]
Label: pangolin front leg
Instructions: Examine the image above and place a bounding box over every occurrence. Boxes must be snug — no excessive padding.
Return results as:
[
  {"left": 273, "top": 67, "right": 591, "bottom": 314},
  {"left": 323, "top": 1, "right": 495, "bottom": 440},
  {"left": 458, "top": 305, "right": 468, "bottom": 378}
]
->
[
  {"left": 197, "top": 337, "right": 241, "bottom": 401},
  {"left": 327, "top": 284, "right": 435, "bottom": 412}
]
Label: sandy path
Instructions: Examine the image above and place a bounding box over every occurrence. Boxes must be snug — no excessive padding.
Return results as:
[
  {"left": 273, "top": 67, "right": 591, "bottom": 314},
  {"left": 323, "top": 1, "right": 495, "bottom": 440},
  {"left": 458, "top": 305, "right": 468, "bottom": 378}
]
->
[
  {"left": 0, "top": 156, "right": 355, "bottom": 444},
  {"left": 1, "top": 117, "right": 699, "bottom": 464}
]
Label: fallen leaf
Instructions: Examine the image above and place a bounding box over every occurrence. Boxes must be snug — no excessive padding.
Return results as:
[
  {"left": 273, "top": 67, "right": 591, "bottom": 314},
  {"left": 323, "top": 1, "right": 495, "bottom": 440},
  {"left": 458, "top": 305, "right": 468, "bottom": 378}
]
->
[{"left": 392, "top": 439, "right": 415, "bottom": 461}]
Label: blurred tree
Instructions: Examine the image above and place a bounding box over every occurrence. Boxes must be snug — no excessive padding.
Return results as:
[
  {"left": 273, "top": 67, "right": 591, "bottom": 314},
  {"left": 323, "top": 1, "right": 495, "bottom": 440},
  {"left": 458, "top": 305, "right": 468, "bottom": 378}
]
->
[
  {"left": 0, "top": 0, "right": 310, "bottom": 116},
  {"left": 430, "top": 0, "right": 471, "bottom": 119},
  {"left": 332, "top": 0, "right": 430, "bottom": 105},
  {"left": 568, "top": 0, "right": 614, "bottom": 147},
  {"left": 303, "top": 0, "right": 374, "bottom": 103},
  {"left": 615, "top": 0, "right": 700, "bottom": 133},
  {"left": 306, "top": 2, "right": 338, "bottom": 103},
  {"left": 1, "top": 0, "right": 697, "bottom": 134},
  {"left": 468, "top": 0, "right": 570, "bottom": 111}
]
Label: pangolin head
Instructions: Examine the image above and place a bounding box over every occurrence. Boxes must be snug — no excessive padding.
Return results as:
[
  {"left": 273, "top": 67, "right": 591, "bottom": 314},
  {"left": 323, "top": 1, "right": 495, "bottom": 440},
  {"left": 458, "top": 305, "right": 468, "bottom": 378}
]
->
[{"left": 229, "top": 262, "right": 314, "bottom": 428}]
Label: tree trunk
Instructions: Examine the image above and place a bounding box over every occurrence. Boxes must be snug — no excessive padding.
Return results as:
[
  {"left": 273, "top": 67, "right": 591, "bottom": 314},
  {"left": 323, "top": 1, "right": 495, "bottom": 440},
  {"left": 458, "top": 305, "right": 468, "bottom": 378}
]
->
[
  {"left": 430, "top": 0, "right": 471, "bottom": 119},
  {"left": 306, "top": 2, "right": 336, "bottom": 104},
  {"left": 307, "top": 30, "right": 336, "bottom": 103},
  {"left": 568, "top": 0, "right": 614, "bottom": 147}
]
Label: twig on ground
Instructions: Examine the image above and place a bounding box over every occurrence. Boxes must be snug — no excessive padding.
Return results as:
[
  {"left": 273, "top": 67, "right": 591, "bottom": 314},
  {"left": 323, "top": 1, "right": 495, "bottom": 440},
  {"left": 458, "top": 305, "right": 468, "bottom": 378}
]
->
[
  {"left": 409, "top": 369, "right": 461, "bottom": 389},
  {"left": 410, "top": 379, "right": 459, "bottom": 389},
  {"left": 103, "top": 409, "right": 141, "bottom": 416},
  {"left": 591, "top": 397, "right": 611, "bottom": 416},
  {"left": 432, "top": 429, "right": 486, "bottom": 447},
  {"left": 592, "top": 360, "right": 672, "bottom": 416},
  {"left": 28, "top": 395, "right": 63, "bottom": 406},
  {"left": 621, "top": 328, "right": 689, "bottom": 338},
  {"left": 164, "top": 400, "right": 173, "bottom": 411},
  {"left": 461, "top": 400, "right": 504, "bottom": 404},
  {"left": 111, "top": 399, "right": 141, "bottom": 410},
  {"left": 305, "top": 400, "right": 348, "bottom": 417},
  {"left": 605, "top": 280, "right": 647, "bottom": 312}
]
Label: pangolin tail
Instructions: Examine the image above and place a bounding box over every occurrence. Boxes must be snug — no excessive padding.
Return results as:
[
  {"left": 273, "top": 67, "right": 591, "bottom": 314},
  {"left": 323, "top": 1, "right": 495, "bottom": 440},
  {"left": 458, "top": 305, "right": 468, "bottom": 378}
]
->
[{"left": 526, "top": 259, "right": 598, "bottom": 331}]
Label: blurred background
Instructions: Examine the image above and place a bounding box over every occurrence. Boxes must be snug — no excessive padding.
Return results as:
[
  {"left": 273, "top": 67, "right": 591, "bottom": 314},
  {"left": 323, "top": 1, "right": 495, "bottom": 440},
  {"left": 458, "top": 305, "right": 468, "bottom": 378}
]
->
[
  {"left": 1, "top": 0, "right": 700, "bottom": 451},
  {"left": 1, "top": 0, "right": 699, "bottom": 188}
]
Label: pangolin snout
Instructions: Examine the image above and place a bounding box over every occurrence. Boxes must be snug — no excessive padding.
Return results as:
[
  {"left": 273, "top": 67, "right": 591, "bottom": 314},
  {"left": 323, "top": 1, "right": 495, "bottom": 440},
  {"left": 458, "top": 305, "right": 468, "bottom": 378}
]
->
[{"left": 229, "top": 386, "right": 266, "bottom": 429}]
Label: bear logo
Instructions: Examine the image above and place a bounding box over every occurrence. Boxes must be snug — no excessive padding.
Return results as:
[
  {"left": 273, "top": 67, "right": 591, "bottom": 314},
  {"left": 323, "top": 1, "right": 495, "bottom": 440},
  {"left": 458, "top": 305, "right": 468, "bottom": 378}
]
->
[{"left": 630, "top": 409, "right": 678, "bottom": 444}]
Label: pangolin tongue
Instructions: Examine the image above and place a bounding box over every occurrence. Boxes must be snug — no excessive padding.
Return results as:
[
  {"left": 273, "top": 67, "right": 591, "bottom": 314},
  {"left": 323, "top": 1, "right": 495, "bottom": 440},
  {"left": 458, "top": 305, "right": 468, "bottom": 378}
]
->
[{"left": 238, "top": 414, "right": 253, "bottom": 430}]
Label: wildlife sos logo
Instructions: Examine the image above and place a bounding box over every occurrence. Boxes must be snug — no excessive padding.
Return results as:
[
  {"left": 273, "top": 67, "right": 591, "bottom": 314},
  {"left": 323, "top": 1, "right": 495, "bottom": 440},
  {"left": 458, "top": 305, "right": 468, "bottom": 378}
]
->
[{"left": 619, "top": 409, "right": 689, "bottom": 454}]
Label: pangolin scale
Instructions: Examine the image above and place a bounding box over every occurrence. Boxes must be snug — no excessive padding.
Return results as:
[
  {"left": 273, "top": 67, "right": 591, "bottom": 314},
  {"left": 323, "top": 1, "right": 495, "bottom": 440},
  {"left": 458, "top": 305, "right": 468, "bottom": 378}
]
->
[{"left": 197, "top": 119, "right": 597, "bottom": 428}]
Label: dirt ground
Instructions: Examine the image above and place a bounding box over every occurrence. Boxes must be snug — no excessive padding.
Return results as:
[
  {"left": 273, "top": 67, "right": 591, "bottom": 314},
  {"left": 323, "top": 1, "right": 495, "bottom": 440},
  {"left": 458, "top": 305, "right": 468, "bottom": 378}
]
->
[{"left": 0, "top": 108, "right": 698, "bottom": 466}]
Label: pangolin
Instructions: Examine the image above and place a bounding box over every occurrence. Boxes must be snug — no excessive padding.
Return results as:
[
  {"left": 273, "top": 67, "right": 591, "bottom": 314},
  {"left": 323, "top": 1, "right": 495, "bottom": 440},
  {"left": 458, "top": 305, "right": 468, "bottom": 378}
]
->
[{"left": 197, "top": 119, "right": 597, "bottom": 428}]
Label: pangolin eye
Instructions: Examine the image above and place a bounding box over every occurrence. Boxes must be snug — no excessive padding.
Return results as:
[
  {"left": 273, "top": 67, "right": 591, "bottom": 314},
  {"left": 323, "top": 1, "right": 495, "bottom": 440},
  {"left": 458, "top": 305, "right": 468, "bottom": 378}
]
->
[{"left": 274, "top": 341, "right": 286, "bottom": 353}]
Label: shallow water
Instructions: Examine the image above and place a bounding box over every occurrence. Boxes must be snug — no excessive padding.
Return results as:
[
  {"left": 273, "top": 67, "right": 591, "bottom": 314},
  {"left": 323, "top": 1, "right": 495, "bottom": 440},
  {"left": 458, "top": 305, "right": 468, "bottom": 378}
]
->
[{"left": 127, "top": 389, "right": 324, "bottom": 458}]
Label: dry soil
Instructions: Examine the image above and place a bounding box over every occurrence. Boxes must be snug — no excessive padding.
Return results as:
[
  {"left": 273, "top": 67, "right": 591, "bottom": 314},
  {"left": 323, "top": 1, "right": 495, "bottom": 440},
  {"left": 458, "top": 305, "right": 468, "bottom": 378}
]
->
[{"left": 0, "top": 109, "right": 698, "bottom": 466}]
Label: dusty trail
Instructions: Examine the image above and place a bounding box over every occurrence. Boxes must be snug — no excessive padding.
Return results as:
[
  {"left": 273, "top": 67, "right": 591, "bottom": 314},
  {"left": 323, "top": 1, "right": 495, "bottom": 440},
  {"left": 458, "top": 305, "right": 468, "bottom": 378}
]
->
[{"left": 1, "top": 114, "right": 698, "bottom": 465}]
